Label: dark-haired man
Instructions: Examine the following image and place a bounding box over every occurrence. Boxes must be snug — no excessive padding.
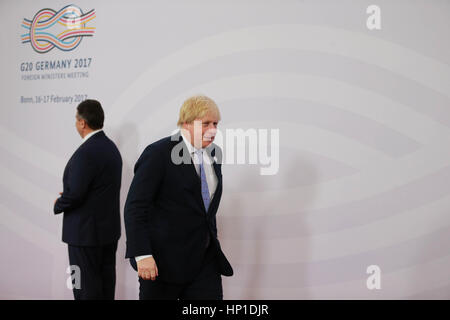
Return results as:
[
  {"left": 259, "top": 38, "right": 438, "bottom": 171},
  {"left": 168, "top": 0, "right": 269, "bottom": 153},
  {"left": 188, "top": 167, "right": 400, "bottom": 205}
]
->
[{"left": 54, "top": 99, "right": 122, "bottom": 300}]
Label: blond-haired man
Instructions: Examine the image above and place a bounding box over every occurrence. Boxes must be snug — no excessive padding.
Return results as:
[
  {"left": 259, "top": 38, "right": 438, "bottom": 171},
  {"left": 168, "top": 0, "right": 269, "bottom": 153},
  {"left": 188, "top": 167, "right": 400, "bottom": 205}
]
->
[{"left": 124, "top": 95, "right": 233, "bottom": 299}]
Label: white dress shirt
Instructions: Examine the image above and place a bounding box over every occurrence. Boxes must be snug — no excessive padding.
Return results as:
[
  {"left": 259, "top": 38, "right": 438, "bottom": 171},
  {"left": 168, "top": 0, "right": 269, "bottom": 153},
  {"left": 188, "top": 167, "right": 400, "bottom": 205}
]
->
[
  {"left": 135, "top": 131, "right": 218, "bottom": 262},
  {"left": 180, "top": 131, "right": 218, "bottom": 200},
  {"left": 82, "top": 129, "right": 103, "bottom": 143}
]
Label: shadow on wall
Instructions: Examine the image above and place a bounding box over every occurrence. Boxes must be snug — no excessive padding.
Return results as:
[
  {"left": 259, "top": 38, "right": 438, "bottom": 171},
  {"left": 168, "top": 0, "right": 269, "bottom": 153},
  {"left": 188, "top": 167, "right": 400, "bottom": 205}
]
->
[
  {"left": 108, "top": 122, "right": 140, "bottom": 300},
  {"left": 220, "top": 154, "right": 317, "bottom": 299}
]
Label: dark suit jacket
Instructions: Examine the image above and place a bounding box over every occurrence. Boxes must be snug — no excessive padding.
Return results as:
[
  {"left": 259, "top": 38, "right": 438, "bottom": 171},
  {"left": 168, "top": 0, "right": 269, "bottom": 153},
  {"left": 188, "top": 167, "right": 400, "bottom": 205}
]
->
[
  {"left": 124, "top": 132, "right": 233, "bottom": 284},
  {"left": 54, "top": 131, "right": 122, "bottom": 246}
]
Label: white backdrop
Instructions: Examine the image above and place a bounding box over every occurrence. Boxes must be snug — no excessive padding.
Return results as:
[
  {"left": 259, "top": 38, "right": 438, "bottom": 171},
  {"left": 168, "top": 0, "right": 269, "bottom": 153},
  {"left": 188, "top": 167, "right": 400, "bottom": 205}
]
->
[{"left": 1, "top": 0, "right": 450, "bottom": 299}]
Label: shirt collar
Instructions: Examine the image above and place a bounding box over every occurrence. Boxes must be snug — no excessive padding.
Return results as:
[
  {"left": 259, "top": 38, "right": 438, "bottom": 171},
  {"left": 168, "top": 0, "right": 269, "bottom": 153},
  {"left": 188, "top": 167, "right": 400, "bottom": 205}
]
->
[
  {"left": 83, "top": 129, "right": 103, "bottom": 143},
  {"left": 180, "top": 130, "right": 202, "bottom": 154},
  {"left": 179, "top": 130, "right": 216, "bottom": 164}
]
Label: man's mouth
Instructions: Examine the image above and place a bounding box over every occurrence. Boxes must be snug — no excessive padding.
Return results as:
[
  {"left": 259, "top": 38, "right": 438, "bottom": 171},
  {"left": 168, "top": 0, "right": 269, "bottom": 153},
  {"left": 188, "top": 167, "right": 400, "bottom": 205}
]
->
[{"left": 203, "top": 135, "right": 215, "bottom": 141}]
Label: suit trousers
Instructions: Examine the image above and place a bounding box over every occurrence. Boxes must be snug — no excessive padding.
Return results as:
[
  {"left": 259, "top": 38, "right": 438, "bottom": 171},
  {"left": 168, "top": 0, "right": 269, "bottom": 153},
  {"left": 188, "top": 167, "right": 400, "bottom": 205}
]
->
[
  {"left": 68, "top": 241, "right": 118, "bottom": 300},
  {"left": 138, "top": 242, "right": 223, "bottom": 300}
]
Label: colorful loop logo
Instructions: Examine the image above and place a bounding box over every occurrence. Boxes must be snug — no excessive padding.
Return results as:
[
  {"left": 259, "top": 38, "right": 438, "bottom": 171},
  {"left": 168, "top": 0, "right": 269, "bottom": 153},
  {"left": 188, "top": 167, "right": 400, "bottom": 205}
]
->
[{"left": 21, "top": 5, "right": 95, "bottom": 53}]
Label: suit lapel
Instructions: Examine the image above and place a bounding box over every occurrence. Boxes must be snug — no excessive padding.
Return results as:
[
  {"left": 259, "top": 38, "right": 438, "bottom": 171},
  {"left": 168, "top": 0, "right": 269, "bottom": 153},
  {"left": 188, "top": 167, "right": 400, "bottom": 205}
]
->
[
  {"left": 206, "top": 144, "right": 222, "bottom": 215},
  {"left": 210, "top": 146, "right": 222, "bottom": 186},
  {"left": 171, "top": 132, "right": 222, "bottom": 214},
  {"left": 170, "top": 133, "right": 204, "bottom": 212},
  {"left": 170, "top": 132, "right": 223, "bottom": 215}
]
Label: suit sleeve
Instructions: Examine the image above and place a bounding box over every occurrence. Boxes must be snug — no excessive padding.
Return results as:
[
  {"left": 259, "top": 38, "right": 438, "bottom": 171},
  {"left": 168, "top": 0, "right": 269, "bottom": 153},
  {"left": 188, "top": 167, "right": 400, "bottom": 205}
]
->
[
  {"left": 54, "top": 151, "right": 96, "bottom": 214},
  {"left": 124, "top": 145, "right": 165, "bottom": 258}
]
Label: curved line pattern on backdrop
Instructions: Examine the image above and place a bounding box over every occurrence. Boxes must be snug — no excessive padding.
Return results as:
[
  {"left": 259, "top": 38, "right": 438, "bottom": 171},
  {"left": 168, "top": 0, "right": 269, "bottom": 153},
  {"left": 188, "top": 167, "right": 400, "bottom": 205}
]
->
[
  {"left": 104, "top": 24, "right": 450, "bottom": 296},
  {"left": 2, "top": 22, "right": 450, "bottom": 298}
]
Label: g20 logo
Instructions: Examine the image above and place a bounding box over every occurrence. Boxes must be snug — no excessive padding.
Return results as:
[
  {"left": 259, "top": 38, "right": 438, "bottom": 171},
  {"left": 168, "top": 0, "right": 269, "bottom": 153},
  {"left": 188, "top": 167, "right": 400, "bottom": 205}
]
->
[{"left": 21, "top": 4, "right": 96, "bottom": 53}]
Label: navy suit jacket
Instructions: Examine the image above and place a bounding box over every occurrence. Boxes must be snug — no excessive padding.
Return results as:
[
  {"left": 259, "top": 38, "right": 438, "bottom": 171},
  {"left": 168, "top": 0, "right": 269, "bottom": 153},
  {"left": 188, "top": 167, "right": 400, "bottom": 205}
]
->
[
  {"left": 54, "top": 131, "right": 122, "bottom": 246},
  {"left": 124, "top": 132, "right": 233, "bottom": 284}
]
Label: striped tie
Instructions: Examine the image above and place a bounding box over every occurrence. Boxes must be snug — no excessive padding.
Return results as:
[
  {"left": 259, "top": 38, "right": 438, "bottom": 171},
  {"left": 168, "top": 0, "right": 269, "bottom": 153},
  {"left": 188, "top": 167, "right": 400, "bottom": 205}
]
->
[{"left": 195, "top": 149, "right": 210, "bottom": 212}]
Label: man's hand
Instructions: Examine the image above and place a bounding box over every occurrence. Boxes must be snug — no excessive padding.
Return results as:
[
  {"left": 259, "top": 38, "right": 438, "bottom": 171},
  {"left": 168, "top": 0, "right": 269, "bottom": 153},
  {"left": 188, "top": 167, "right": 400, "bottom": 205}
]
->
[
  {"left": 54, "top": 192, "right": 62, "bottom": 204},
  {"left": 137, "top": 256, "right": 158, "bottom": 281}
]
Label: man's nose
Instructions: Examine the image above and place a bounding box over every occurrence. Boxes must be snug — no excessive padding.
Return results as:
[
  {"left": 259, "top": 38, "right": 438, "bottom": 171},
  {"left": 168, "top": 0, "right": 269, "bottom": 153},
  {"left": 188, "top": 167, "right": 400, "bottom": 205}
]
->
[{"left": 207, "top": 126, "right": 217, "bottom": 134}]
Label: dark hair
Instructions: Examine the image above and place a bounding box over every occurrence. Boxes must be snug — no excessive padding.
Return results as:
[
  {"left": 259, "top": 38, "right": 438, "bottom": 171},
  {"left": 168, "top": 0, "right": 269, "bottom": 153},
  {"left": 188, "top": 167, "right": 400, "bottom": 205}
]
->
[{"left": 76, "top": 99, "right": 104, "bottom": 130}]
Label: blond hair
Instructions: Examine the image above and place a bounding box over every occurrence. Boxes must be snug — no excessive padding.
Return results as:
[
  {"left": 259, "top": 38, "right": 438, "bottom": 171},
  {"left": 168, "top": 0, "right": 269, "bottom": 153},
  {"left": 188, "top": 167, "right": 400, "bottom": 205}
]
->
[{"left": 177, "top": 95, "right": 221, "bottom": 127}]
